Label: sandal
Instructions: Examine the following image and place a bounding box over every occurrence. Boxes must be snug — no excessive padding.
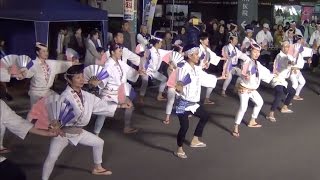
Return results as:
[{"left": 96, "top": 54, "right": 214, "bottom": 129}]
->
[
  {"left": 231, "top": 131, "right": 240, "bottom": 137},
  {"left": 92, "top": 168, "right": 112, "bottom": 176},
  {"left": 293, "top": 96, "right": 304, "bottom": 101},
  {"left": 174, "top": 151, "right": 187, "bottom": 159},
  {"left": 247, "top": 123, "right": 262, "bottom": 128},
  {"left": 266, "top": 116, "right": 276, "bottom": 122},
  {"left": 123, "top": 127, "right": 139, "bottom": 134},
  {"left": 190, "top": 142, "right": 207, "bottom": 148},
  {"left": 0, "top": 147, "right": 10, "bottom": 154},
  {"left": 280, "top": 108, "right": 293, "bottom": 113},
  {"left": 204, "top": 100, "right": 215, "bottom": 105}
]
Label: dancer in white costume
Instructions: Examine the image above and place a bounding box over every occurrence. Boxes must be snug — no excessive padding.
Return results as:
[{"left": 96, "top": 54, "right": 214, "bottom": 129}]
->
[
  {"left": 42, "top": 65, "right": 116, "bottom": 180},
  {"left": 231, "top": 43, "right": 273, "bottom": 137},
  {"left": 289, "top": 35, "right": 312, "bottom": 101},
  {"left": 20, "top": 43, "right": 74, "bottom": 106},
  {"left": 0, "top": 99, "right": 57, "bottom": 180},
  {"left": 94, "top": 43, "right": 138, "bottom": 135},
  {"left": 221, "top": 35, "right": 251, "bottom": 97},
  {"left": 266, "top": 41, "right": 296, "bottom": 122},
  {"left": 198, "top": 32, "right": 225, "bottom": 104}
]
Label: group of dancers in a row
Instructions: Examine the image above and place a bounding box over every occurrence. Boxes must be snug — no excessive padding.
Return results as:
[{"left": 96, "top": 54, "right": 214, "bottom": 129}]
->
[{"left": 0, "top": 26, "right": 313, "bottom": 179}]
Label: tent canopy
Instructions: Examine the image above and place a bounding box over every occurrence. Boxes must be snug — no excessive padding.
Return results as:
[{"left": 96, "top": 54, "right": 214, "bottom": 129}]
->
[{"left": 0, "top": 0, "right": 108, "bottom": 21}]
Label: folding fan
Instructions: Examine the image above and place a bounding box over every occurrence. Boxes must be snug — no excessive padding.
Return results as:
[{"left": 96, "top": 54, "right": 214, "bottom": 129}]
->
[
  {"left": 171, "top": 51, "right": 184, "bottom": 67},
  {"left": 83, "top": 65, "right": 109, "bottom": 83},
  {"left": 28, "top": 94, "right": 75, "bottom": 130},
  {"left": 17, "top": 55, "right": 33, "bottom": 69},
  {"left": 0, "top": 55, "right": 19, "bottom": 75}
]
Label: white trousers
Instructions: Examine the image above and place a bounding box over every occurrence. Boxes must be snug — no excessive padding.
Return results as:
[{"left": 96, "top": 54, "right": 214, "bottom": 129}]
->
[
  {"left": 290, "top": 70, "right": 306, "bottom": 96},
  {"left": 235, "top": 90, "right": 264, "bottom": 125},
  {"left": 0, "top": 124, "right": 5, "bottom": 149},
  {"left": 94, "top": 107, "right": 134, "bottom": 134},
  {"left": 165, "top": 88, "right": 176, "bottom": 115},
  {"left": 42, "top": 130, "right": 104, "bottom": 180},
  {"left": 140, "top": 72, "right": 167, "bottom": 96},
  {"left": 222, "top": 67, "right": 241, "bottom": 91}
]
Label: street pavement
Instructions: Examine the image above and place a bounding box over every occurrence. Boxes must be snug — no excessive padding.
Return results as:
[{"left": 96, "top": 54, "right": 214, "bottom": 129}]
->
[{"left": 2, "top": 71, "right": 320, "bottom": 180}]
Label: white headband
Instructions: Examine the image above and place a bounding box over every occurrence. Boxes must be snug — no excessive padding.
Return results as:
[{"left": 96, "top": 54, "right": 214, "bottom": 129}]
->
[{"left": 184, "top": 47, "right": 199, "bottom": 56}]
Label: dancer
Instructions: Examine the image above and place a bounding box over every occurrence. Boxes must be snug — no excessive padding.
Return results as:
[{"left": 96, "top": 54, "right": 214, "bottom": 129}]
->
[
  {"left": 42, "top": 64, "right": 116, "bottom": 180},
  {"left": 94, "top": 43, "right": 138, "bottom": 135},
  {"left": 0, "top": 99, "right": 58, "bottom": 180},
  {"left": 140, "top": 37, "right": 168, "bottom": 102},
  {"left": 232, "top": 43, "right": 273, "bottom": 137},
  {"left": 241, "top": 26, "right": 257, "bottom": 55},
  {"left": 266, "top": 41, "right": 296, "bottom": 122},
  {"left": 163, "top": 46, "right": 185, "bottom": 124},
  {"left": 198, "top": 32, "right": 224, "bottom": 104},
  {"left": 221, "top": 35, "right": 251, "bottom": 97},
  {"left": 289, "top": 35, "right": 311, "bottom": 101},
  {"left": 20, "top": 43, "right": 75, "bottom": 106},
  {"left": 174, "top": 44, "right": 212, "bottom": 159}
]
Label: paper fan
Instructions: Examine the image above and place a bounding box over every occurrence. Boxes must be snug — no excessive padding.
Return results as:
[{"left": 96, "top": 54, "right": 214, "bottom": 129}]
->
[
  {"left": 162, "top": 51, "right": 172, "bottom": 64},
  {"left": 0, "top": 54, "right": 18, "bottom": 68},
  {"left": 144, "top": 51, "right": 152, "bottom": 70},
  {"left": 17, "top": 55, "right": 33, "bottom": 69},
  {"left": 171, "top": 51, "right": 184, "bottom": 66},
  {"left": 84, "top": 65, "right": 109, "bottom": 83},
  {"left": 276, "top": 57, "right": 290, "bottom": 72},
  {"left": 181, "top": 73, "right": 191, "bottom": 86},
  {"left": 65, "top": 48, "right": 79, "bottom": 61},
  {"left": 28, "top": 94, "right": 75, "bottom": 129}
]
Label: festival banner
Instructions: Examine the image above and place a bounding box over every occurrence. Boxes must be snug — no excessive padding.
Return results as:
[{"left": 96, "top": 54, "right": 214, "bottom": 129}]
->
[
  {"left": 143, "top": 0, "right": 158, "bottom": 34},
  {"left": 124, "top": 0, "right": 134, "bottom": 21}
]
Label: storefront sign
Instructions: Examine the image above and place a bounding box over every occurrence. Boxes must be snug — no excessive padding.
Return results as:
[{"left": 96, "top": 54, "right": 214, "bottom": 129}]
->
[
  {"left": 237, "top": 0, "right": 258, "bottom": 28},
  {"left": 124, "top": 0, "right": 134, "bottom": 20}
]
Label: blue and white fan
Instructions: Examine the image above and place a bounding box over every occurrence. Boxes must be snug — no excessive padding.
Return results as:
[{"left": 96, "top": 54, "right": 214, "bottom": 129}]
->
[
  {"left": 84, "top": 65, "right": 109, "bottom": 83},
  {"left": 17, "top": 55, "right": 33, "bottom": 69}
]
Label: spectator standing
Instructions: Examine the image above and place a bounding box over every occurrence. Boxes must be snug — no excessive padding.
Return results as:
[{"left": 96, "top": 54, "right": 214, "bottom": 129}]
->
[
  {"left": 69, "top": 27, "right": 86, "bottom": 61},
  {"left": 161, "top": 31, "right": 173, "bottom": 50},
  {"left": 122, "top": 20, "right": 132, "bottom": 51},
  {"left": 84, "top": 30, "right": 102, "bottom": 66}
]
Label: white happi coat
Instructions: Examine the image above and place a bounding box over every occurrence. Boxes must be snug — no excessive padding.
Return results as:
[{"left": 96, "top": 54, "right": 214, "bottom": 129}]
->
[
  {"left": 223, "top": 43, "right": 251, "bottom": 74},
  {"left": 99, "top": 57, "right": 132, "bottom": 103},
  {"left": 121, "top": 47, "right": 141, "bottom": 82},
  {"left": 0, "top": 100, "right": 33, "bottom": 162},
  {"left": 256, "top": 30, "right": 273, "bottom": 45},
  {"left": 177, "top": 62, "right": 217, "bottom": 112},
  {"left": 240, "top": 59, "right": 274, "bottom": 90},
  {"left": 0, "top": 68, "right": 10, "bottom": 82},
  {"left": 241, "top": 37, "right": 257, "bottom": 55},
  {"left": 60, "top": 86, "right": 116, "bottom": 145},
  {"left": 146, "top": 47, "right": 171, "bottom": 78},
  {"left": 25, "top": 58, "right": 72, "bottom": 100},
  {"left": 199, "top": 44, "right": 221, "bottom": 66},
  {"left": 271, "top": 51, "right": 294, "bottom": 88}
]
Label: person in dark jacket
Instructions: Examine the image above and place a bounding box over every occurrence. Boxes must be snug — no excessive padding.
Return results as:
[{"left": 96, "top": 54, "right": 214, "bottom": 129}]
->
[{"left": 186, "top": 17, "right": 203, "bottom": 45}]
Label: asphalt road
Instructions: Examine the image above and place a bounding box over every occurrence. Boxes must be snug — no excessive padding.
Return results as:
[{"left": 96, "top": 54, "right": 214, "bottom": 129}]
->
[{"left": 2, "top": 70, "right": 320, "bottom": 180}]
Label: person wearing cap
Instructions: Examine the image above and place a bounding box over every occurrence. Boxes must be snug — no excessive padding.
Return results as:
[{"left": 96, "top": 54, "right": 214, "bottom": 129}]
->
[
  {"left": 174, "top": 44, "right": 211, "bottom": 158},
  {"left": 198, "top": 32, "right": 225, "bottom": 104},
  {"left": 256, "top": 23, "right": 273, "bottom": 48},
  {"left": 285, "top": 21, "right": 303, "bottom": 38},
  {"left": 186, "top": 16, "right": 203, "bottom": 45},
  {"left": 42, "top": 64, "right": 116, "bottom": 179},
  {"left": 289, "top": 35, "right": 311, "bottom": 101},
  {"left": 266, "top": 41, "right": 296, "bottom": 122},
  {"left": 140, "top": 37, "right": 168, "bottom": 102},
  {"left": 309, "top": 22, "right": 320, "bottom": 70},
  {"left": 231, "top": 43, "right": 274, "bottom": 137},
  {"left": 241, "top": 25, "right": 257, "bottom": 55},
  {"left": 221, "top": 35, "right": 251, "bottom": 97},
  {"left": 136, "top": 24, "right": 151, "bottom": 48},
  {"left": 94, "top": 43, "right": 138, "bottom": 134},
  {"left": 19, "top": 42, "right": 75, "bottom": 106},
  {"left": 0, "top": 97, "right": 58, "bottom": 180},
  {"left": 113, "top": 31, "right": 142, "bottom": 83}
]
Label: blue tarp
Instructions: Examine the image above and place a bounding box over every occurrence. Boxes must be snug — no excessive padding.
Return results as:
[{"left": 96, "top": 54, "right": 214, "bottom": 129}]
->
[
  {"left": 0, "top": 0, "right": 108, "bottom": 21},
  {"left": 0, "top": 0, "right": 109, "bottom": 58}
]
